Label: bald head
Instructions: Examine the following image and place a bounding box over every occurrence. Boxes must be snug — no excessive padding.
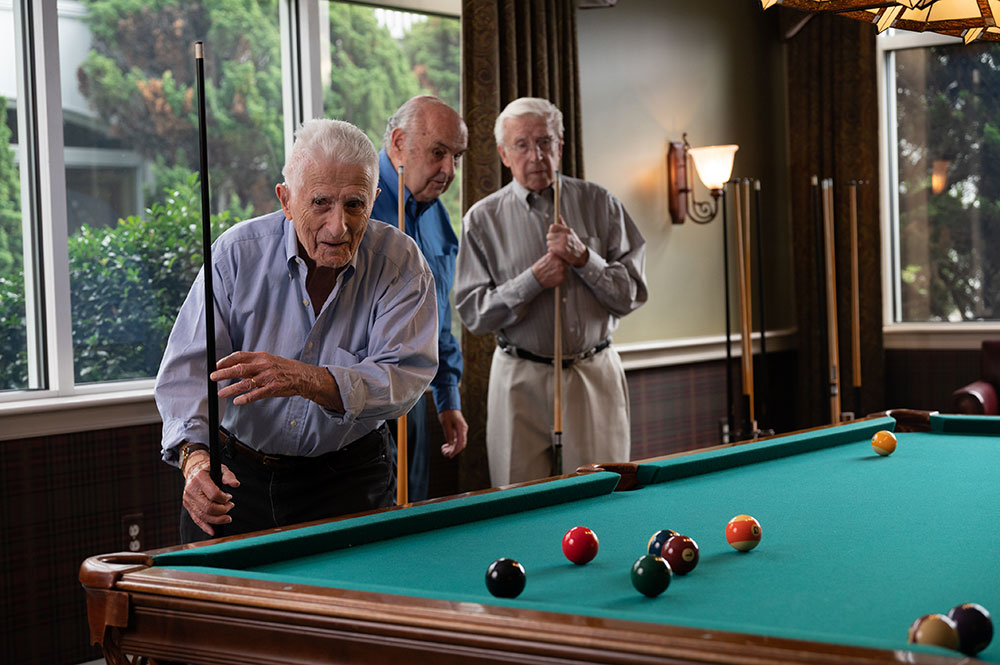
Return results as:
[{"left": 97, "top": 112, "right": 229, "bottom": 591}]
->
[{"left": 384, "top": 96, "right": 467, "bottom": 203}]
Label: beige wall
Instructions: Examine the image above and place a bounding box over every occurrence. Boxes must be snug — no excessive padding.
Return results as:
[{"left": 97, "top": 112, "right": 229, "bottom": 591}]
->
[{"left": 577, "top": 0, "right": 794, "bottom": 344}]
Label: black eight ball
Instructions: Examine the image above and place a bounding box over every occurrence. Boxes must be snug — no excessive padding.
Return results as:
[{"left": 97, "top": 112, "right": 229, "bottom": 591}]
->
[{"left": 485, "top": 557, "right": 526, "bottom": 598}]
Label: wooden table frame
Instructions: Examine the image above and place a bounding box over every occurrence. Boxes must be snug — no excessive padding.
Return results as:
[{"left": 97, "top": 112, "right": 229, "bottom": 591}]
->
[{"left": 80, "top": 410, "right": 964, "bottom": 665}]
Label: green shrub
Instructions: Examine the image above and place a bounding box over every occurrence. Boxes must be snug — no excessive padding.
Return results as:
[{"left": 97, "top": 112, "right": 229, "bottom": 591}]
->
[{"left": 68, "top": 172, "right": 247, "bottom": 383}]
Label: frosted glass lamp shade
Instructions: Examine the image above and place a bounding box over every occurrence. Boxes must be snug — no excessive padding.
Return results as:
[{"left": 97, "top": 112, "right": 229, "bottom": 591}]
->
[{"left": 688, "top": 145, "right": 738, "bottom": 191}]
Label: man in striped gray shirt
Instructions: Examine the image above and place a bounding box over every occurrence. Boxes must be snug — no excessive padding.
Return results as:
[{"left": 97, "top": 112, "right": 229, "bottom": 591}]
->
[{"left": 455, "top": 97, "right": 647, "bottom": 486}]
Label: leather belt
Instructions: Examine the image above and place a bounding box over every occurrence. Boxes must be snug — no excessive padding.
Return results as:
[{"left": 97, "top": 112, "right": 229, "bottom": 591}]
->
[
  {"left": 496, "top": 338, "right": 611, "bottom": 369},
  {"left": 219, "top": 425, "right": 384, "bottom": 471}
]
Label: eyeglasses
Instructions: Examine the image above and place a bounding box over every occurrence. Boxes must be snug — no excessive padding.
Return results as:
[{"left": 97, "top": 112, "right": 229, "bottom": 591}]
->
[{"left": 505, "top": 135, "right": 557, "bottom": 155}]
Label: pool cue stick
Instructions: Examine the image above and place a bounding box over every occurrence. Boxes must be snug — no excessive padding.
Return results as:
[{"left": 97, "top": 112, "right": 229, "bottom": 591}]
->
[
  {"left": 733, "top": 180, "right": 754, "bottom": 437},
  {"left": 721, "top": 183, "right": 734, "bottom": 443},
  {"left": 396, "top": 165, "right": 408, "bottom": 505},
  {"left": 822, "top": 179, "right": 841, "bottom": 423},
  {"left": 752, "top": 179, "right": 769, "bottom": 432},
  {"left": 742, "top": 180, "right": 756, "bottom": 434},
  {"left": 551, "top": 170, "right": 563, "bottom": 476},
  {"left": 811, "top": 176, "right": 827, "bottom": 424},
  {"left": 849, "top": 181, "right": 861, "bottom": 417},
  {"left": 194, "top": 42, "right": 222, "bottom": 506}
]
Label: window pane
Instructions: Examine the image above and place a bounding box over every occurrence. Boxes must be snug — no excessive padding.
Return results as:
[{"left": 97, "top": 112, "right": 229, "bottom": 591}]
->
[
  {"left": 64, "top": 0, "right": 284, "bottom": 383},
  {"left": 322, "top": 1, "right": 462, "bottom": 227},
  {"left": 1, "top": 4, "right": 28, "bottom": 391},
  {"left": 893, "top": 44, "right": 1000, "bottom": 322}
]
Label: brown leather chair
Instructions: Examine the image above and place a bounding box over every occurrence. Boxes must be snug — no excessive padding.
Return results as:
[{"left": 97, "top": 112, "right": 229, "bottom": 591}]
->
[{"left": 949, "top": 340, "right": 1000, "bottom": 414}]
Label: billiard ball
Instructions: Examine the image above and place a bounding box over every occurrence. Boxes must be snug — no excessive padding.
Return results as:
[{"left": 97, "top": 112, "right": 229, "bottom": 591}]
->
[
  {"left": 908, "top": 613, "right": 960, "bottom": 651},
  {"left": 485, "top": 558, "right": 526, "bottom": 598},
  {"left": 726, "top": 514, "right": 762, "bottom": 552},
  {"left": 562, "top": 526, "right": 599, "bottom": 565},
  {"left": 662, "top": 535, "right": 699, "bottom": 575},
  {"left": 630, "top": 554, "right": 672, "bottom": 597},
  {"left": 871, "top": 430, "right": 897, "bottom": 456},
  {"left": 947, "top": 603, "right": 993, "bottom": 656},
  {"left": 647, "top": 529, "right": 679, "bottom": 556}
]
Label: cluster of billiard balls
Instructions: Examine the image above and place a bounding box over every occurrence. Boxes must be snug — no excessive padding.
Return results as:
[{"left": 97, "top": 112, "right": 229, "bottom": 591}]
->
[
  {"left": 484, "top": 515, "right": 763, "bottom": 599},
  {"left": 908, "top": 603, "right": 993, "bottom": 657}
]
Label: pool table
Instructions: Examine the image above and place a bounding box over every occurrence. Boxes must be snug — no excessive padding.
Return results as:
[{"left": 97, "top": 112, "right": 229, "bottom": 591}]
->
[{"left": 80, "top": 410, "right": 999, "bottom": 665}]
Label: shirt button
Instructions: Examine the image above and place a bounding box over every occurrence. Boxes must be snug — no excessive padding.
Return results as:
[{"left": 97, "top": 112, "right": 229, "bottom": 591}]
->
[
  {"left": 306, "top": 341, "right": 314, "bottom": 350},
  {"left": 303, "top": 298, "right": 310, "bottom": 306},
  {"left": 296, "top": 257, "right": 303, "bottom": 264},
  {"left": 290, "top": 420, "right": 297, "bottom": 428}
]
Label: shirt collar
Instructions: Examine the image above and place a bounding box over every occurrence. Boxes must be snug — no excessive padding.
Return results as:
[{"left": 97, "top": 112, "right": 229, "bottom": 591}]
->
[{"left": 511, "top": 178, "right": 552, "bottom": 211}]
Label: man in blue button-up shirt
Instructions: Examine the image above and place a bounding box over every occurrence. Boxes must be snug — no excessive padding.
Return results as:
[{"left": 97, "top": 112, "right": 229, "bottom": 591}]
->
[
  {"left": 156, "top": 119, "right": 438, "bottom": 541},
  {"left": 371, "top": 96, "right": 468, "bottom": 502}
]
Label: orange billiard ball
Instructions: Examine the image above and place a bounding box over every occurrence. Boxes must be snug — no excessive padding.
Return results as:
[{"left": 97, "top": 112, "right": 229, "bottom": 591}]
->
[
  {"left": 872, "top": 430, "right": 897, "bottom": 456},
  {"left": 726, "top": 514, "right": 762, "bottom": 552}
]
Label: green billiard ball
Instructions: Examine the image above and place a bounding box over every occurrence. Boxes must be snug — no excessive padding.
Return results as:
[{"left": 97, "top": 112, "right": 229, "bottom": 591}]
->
[{"left": 631, "top": 554, "right": 672, "bottom": 597}]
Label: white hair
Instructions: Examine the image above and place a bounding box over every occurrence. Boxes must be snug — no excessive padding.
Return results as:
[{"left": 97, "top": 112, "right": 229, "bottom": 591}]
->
[
  {"left": 494, "top": 97, "right": 564, "bottom": 146},
  {"left": 282, "top": 119, "right": 378, "bottom": 194}
]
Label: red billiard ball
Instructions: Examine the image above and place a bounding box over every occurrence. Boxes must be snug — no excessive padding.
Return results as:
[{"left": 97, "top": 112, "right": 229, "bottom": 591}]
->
[
  {"left": 726, "top": 514, "right": 762, "bottom": 552},
  {"left": 562, "top": 526, "right": 599, "bottom": 565},
  {"left": 908, "top": 613, "right": 960, "bottom": 651},
  {"left": 871, "top": 430, "right": 897, "bottom": 456},
  {"left": 662, "top": 535, "right": 699, "bottom": 575},
  {"left": 647, "top": 529, "right": 679, "bottom": 556},
  {"left": 947, "top": 603, "right": 993, "bottom": 656}
]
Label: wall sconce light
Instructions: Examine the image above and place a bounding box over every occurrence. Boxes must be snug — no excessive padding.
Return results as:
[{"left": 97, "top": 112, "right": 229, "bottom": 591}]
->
[
  {"left": 931, "top": 160, "right": 950, "bottom": 195},
  {"left": 668, "top": 133, "right": 739, "bottom": 224}
]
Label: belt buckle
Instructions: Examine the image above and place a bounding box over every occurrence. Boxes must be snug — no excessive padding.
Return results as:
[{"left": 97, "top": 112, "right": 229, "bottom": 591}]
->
[{"left": 260, "top": 453, "right": 285, "bottom": 469}]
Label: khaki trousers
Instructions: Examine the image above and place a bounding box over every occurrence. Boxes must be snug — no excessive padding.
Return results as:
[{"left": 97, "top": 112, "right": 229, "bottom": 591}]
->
[{"left": 486, "top": 345, "right": 631, "bottom": 486}]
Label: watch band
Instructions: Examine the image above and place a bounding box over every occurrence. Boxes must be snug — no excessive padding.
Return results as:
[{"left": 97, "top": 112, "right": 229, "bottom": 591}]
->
[{"left": 179, "top": 442, "right": 209, "bottom": 475}]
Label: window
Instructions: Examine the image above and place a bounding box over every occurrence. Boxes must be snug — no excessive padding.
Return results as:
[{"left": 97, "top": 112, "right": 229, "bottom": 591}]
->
[
  {"left": 883, "top": 33, "right": 1000, "bottom": 323},
  {"left": 1, "top": 2, "right": 28, "bottom": 391},
  {"left": 1, "top": 0, "right": 284, "bottom": 395},
  {"left": 321, "top": 0, "right": 462, "bottom": 229},
  {"left": 1, "top": 0, "right": 461, "bottom": 433}
]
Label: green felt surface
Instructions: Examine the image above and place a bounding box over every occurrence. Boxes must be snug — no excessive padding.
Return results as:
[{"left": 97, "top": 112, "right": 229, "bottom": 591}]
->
[{"left": 158, "top": 418, "right": 1000, "bottom": 661}]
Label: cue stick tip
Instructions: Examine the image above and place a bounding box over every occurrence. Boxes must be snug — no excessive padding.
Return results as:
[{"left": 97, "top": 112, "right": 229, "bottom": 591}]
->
[{"left": 194, "top": 41, "right": 204, "bottom": 59}]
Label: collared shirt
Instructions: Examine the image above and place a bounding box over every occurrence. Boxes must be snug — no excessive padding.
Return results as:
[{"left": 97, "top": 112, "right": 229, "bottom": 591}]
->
[
  {"left": 155, "top": 209, "right": 438, "bottom": 463},
  {"left": 371, "top": 148, "right": 462, "bottom": 414},
  {"left": 455, "top": 175, "right": 647, "bottom": 356}
]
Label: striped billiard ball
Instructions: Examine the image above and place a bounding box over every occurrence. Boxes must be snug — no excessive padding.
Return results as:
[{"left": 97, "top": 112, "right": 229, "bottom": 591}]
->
[{"left": 725, "top": 514, "right": 762, "bottom": 552}]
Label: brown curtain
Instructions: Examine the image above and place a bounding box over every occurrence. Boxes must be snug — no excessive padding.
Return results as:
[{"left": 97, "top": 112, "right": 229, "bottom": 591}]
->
[
  {"left": 784, "top": 10, "right": 885, "bottom": 429},
  {"left": 457, "top": 0, "right": 584, "bottom": 492}
]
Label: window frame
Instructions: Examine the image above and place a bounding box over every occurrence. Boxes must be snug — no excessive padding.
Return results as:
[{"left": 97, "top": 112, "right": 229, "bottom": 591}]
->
[
  {"left": 0, "top": 0, "right": 460, "bottom": 440},
  {"left": 876, "top": 29, "right": 1000, "bottom": 350}
]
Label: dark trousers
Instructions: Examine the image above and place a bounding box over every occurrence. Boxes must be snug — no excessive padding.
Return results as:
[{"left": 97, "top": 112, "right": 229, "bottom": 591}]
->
[
  {"left": 391, "top": 392, "right": 429, "bottom": 503},
  {"left": 180, "top": 425, "right": 396, "bottom": 544}
]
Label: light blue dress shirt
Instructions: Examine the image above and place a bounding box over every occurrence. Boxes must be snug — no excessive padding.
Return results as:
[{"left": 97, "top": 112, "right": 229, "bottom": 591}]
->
[
  {"left": 371, "top": 149, "right": 462, "bottom": 414},
  {"left": 155, "top": 209, "right": 438, "bottom": 464}
]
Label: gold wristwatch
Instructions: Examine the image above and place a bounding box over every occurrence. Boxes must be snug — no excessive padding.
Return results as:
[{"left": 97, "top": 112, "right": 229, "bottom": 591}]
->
[{"left": 178, "top": 442, "right": 209, "bottom": 475}]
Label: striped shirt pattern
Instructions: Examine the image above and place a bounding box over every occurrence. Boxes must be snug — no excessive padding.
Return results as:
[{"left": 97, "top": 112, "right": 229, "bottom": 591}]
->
[{"left": 455, "top": 175, "right": 647, "bottom": 357}]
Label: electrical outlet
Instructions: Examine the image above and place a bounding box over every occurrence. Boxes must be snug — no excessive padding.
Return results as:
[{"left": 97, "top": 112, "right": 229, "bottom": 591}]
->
[{"left": 122, "top": 513, "right": 143, "bottom": 552}]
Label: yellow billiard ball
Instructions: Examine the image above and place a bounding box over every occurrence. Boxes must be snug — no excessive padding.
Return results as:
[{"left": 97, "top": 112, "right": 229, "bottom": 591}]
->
[{"left": 871, "top": 430, "right": 897, "bottom": 456}]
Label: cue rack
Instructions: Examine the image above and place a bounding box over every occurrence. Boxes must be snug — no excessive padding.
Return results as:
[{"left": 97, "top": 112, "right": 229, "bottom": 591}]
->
[
  {"left": 719, "top": 178, "right": 772, "bottom": 443},
  {"left": 810, "top": 177, "right": 866, "bottom": 425}
]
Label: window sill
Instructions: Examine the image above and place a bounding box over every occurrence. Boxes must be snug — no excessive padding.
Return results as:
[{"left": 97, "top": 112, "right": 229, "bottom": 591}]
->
[
  {"left": 0, "top": 384, "right": 161, "bottom": 441},
  {"left": 883, "top": 322, "right": 1000, "bottom": 350},
  {"left": 1, "top": 323, "right": 993, "bottom": 440}
]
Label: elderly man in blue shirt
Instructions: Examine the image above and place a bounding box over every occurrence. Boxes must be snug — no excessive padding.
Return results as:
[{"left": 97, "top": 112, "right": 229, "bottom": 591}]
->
[
  {"left": 371, "top": 95, "right": 468, "bottom": 502},
  {"left": 155, "top": 119, "right": 438, "bottom": 543}
]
